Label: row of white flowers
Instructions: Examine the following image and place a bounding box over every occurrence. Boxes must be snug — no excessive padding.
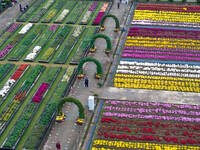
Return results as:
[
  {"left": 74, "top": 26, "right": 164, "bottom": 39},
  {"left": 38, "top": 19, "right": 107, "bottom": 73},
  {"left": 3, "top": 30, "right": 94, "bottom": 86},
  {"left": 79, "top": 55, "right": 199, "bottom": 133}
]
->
[
  {"left": 0, "top": 79, "right": 15, "bottom": 98},
  {"left": 55, "top": 9, "right": 69, "bottom": 22},
  {"left": 43, "top": 0, "right": 54, "bottom": 9},
  {"left": 18, "top": 23, "right": 33, "bottom": 34},
  {"left": 80, "top": 11, "right": 92, "bottom": 23},
  {"left": 62, "top": 67, "right": 74, "bottom": 82},
  {"left": 120, "top": 61, "right": 200, "bottom": 69},
  {"left": 25, "top": 46, "right": 42, "bottom": 60},
  {"left": 72, "top": 26, "right": 83, "bottom": 37}
]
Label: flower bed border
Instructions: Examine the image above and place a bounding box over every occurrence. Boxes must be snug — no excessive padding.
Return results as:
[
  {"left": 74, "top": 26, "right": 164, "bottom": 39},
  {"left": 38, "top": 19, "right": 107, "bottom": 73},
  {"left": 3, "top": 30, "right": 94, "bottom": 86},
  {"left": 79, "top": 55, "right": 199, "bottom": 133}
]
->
[
  {"left": 54, "top": 26, "right": 85, "bottom": 64},
  {"left": 0, "top": 65, "right": 31, "bottom": 137},
  {"left": 39, "top": 26, "right": 72, "bottom": 63},
  {"left": 8, "top": 25, "right": 46, "bottom": 61},
  {"left": 0, "top": 64, "right": 14, "bottom": 82},
  {"left": 79, "top": 2, "right": 99, "bottom": 25},
  {"left": 53, "top": 1, "right": 78, "bottom": 24},
  {"left": 24, "top": 25, "right": 59, "bottom": 62},
  {"left": 16, "top": 0, "right": 45, "bottom": 22},
  {"left": 29, "top": 0, "right": 56, "bottom": 23},
  {"left": 0, "top": 64, "right": 30, "bottom": 106},
  {"left": 92, "top": 2, "right": 112, "bottom": 25},
  {"left": 70, "top": 27, "right": 99, "bottom": 65},
  {"left": 25, "top": 67, "right": 77, "bottom": 150},
  {"left": 1, "top": 67, "right": 60, "bottom": 150},
  {"left": 66, "top": 2, "right": 88, "bottom": 24},
  {"left": 0, "top": 24, "right": 22, "bottom": 47},
  {"left": 0, "top": 24, "right": 34, "bottom": 61}
]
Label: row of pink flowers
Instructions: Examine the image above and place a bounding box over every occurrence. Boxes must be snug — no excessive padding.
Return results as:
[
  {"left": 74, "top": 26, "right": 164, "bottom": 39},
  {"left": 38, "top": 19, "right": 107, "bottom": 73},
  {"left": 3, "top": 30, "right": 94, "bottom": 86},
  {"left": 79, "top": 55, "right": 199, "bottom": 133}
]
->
[
  {"left": 0, "top": 44, "right": 14, "bottom": 58},
  {"left": 121, "top": 53, "right": 200, "bottom": 61},
  {"left": 101, "top": 118, "right": 200, "bottom": 130},
  {"left": 103, "top": 112, "right": 200, "bottom": 122},
  {"left": 124, "top": 46, "right": 200, "bottom": 53},
  {"left": 105, "top": 100, "right": 200, "bottom": 110},
  {"left": 104, "top": 106, "right": 200, "bottom": 116},
  {"left": 7, "top": 23, "right": 20, "bottom": 33},
  {"left": 48, "top": 24, "right": 58, "bottom": 31},
  {"left": 32, "top": 83, "right": 49, "bottom": 102},
  {"left": 89, "top": 2, "right": 98, "bottom": 12},
  {"left": 123, "top": 50, "right": 200, "bottom": 57}
]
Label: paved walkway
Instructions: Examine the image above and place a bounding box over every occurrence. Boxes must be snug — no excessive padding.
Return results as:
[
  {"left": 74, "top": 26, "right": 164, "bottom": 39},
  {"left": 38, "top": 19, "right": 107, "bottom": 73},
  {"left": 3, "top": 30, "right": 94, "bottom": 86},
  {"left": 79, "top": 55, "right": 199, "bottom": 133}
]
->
[
  {"left": 0, "top": 0, "right": 32, "bottom": 31},
  {"left": 43, "top": 1, "right": 128, "bottom": 150}
]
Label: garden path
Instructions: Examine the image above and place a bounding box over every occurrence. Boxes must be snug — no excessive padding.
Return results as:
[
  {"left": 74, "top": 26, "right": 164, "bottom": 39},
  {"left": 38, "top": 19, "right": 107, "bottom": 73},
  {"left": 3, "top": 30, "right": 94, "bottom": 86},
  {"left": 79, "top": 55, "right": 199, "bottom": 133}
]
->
[
  {"left": 42, "top": 1, "right": 129, "bottom": 150},
  {"left": 0, "top": 0, "right": 33, "bottom": 31}
]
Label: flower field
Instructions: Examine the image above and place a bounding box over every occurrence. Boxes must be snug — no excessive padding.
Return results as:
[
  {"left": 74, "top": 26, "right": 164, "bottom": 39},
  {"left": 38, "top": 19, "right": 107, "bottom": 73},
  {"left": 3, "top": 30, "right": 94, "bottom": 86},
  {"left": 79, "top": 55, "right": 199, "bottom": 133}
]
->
[{"left": 91, "top": 100, "right": 200, "bottom": 150}]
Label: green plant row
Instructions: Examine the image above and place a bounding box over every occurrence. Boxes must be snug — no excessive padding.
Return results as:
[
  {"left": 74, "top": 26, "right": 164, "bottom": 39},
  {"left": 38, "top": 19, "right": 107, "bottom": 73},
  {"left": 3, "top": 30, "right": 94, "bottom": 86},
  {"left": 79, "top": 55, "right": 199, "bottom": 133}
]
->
[
  {"left": 24, "top": 25, "right": 59, "bottom": 61},
  {"left": 55, "top": 26, "right": 85, "bottom": 63},
  {"left": 30, "top": 0, "right": 55, "bottom": 22},
  {"left": 71, "top": 27, "right": 96, "bottom": 63},
  {"left": 24, "top": 67, "right": 75, "bottom": 149},
  {"left": 40, "top": 25, "right": 71, "bottom": 61},
  {"left": 0, "top": 63, "right": 13, "bottom": 81},
  {"left": 66, "top": 1, "right": 88, "bottom": 24},
  {"left": 18, "top": 0, "right": 46, "bottom": 21},
  {"left": 42, "top": 0, "right": 67, "bottom": 22},
  {"left": 2, "top": 66, "right": 60, "bottom": 149},
  {"left": 54, "top": 1, "right": 77, "bottom": 23},
  {"left": 9, "top": 25, "right": 46, "bottom": 60}
]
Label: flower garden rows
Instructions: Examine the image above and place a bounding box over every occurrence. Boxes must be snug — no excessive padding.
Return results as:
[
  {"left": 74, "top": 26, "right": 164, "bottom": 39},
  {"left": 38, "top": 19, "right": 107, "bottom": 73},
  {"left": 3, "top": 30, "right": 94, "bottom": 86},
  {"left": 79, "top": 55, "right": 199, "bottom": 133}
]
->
[
  {"left": 0, "top": 23, "right": 98, "bottom": 64},
  {"left": 0, "top": 64, "right": 75, "bottom": 149},
  {"left": 91, "top": 100, "right": 200, "bottom": 149},
  {"left": 17, "top": 0, "right": 111, "bottom": 25},
  {"left": 132, "top": 4, "right": 200, "bottom": 28}
]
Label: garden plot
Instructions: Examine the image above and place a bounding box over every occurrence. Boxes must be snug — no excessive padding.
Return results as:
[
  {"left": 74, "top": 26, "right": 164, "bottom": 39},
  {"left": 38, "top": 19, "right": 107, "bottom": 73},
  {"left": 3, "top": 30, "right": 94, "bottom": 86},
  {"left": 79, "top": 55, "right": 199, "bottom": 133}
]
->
[
  {"left": 91, "top": 100, "right": 200, "bottom": 150},
  {"left": 132, "top": 4, "right": 200, "bottom": 28}
]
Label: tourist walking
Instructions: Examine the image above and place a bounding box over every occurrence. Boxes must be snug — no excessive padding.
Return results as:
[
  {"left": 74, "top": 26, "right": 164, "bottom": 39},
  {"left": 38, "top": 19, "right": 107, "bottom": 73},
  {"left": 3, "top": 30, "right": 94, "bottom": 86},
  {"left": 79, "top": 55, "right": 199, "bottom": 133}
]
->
[
  {"left": 117, "top": 2, "right": 120, "bottom": 9},
  {"left": 85, "top": 77, "right": 89, "bottom": 87},
  {"left": 56, "top": 141, "right": 61, "bottom": 150}
]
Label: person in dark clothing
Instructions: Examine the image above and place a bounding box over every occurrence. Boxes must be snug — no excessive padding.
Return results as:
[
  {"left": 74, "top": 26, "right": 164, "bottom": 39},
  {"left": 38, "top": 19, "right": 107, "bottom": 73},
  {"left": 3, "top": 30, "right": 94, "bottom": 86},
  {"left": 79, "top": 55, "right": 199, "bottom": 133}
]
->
[
  {"left": 85, "top": 78, "right": 89, "bottom": 87},
  {"left": 19, "top": 4, "right": 23, "bottom": 12},
  {"left": 120, "top": 0, "right": 122, "bottom": 3},
  {"left": 56, "top": 141, "right": 61, "bottom": 150},
  {"left": 117, "top": 2, "right": 120, "bottom": 9}
]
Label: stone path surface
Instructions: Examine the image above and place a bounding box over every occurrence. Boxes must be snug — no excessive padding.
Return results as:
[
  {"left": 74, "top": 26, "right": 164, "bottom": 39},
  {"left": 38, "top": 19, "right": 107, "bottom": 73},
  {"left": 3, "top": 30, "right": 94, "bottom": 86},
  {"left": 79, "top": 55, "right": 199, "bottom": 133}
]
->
[{"left": 0, "top": 0, "right": 33, "bottom": 31}]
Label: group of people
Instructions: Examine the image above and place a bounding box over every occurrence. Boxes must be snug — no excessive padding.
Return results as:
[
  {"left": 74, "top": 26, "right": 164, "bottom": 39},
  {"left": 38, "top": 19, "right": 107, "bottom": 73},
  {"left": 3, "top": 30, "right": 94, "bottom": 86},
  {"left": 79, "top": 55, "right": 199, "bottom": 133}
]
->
[
  {"left": 19, "top": 4, "right": 28, "bottom": 12},
  {"left": 117, "top": 0, "right": 129, "bottom": 9}
]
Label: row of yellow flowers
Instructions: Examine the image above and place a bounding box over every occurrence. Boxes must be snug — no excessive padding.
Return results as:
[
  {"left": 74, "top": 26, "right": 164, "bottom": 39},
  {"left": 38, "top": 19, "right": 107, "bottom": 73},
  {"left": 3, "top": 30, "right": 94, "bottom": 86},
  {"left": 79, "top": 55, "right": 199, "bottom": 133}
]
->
[
  {"left": 125, "top": 43, "right": 199, "bottom": 50},
  {"left": 127, "top": 37, "right": 200, "bottom": 43},
  {"left": 133, "top": 10, "right": 200, "bottom": 23},
  {"left": 93, "top": 140, "right": 200, "bottom": 149},
  {"left": 115, "top": 74, "right": 200, "bottom": 82}
]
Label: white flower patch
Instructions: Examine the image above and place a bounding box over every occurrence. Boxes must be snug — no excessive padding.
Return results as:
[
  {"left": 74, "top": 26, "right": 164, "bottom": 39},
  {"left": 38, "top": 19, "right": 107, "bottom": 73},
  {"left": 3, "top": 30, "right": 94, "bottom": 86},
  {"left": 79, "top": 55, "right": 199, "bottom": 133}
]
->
[
  {"left": 62, "top": 67, "right": 74, "bottom": 82},
  {"left": 18, "top": 23, "right": 33, "bottom": 34},
  {"left": 25, "top": 46, "right": 41, "bottom": 60},
  {"left": 72, "top": 26, "right": 83, "bottom": 37},
  {"left": 0, "top": 79, "right": 16, "bottom": 98},
  {"left": 56, "top": 9, "right": 69, "bottom": 22},
  {"left": 43, "top": 0, "right": 54, "bottom": 9},
  {"left": 80, "top": 11, "right": 92, "bottom": 23}
]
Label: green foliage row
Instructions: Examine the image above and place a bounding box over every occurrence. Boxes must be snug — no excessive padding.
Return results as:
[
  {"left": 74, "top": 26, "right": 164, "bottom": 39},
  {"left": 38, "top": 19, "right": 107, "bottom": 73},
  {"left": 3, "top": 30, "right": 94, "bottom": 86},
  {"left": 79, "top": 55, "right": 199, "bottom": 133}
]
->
[
  {"left": 0, "top": 63, "right": 13, "bottom": 80},
  {"left": 2, "top": 65, "right": 59, "bottom": 148},
  {"left": 37, "top": 27, "right": 55, "bottom": 46},
  {"left": 55, "top": 26, "right": 84, "bottom": 63},
  {"left": 77, "top": 57, "right": 103, "bottom": 75},
  {"left": 67, "top": 2, "right": 88, "bottom": 23},
  {"left": 0, "top": 32, "right": 10, "bottom": 45},
  {"left": 19, "top": 0, "right": 46, "bottom": 21},
  {"left": 90, "top": 33, "right": 112, "bottom": 50},
  {"left": 72, "top": 27, "right": 96, "bottom": 62},
  {"left": 41, "top": 25, "right": 70, "bottom": 61},
  {"left": 24, "top": 67, "right": 75, "bottom": 149},
  {"left": 9, "top": 25, "right": 45, "bottom": 59},
  {"left": 100, "top": 14, "right": 120, "bottom": 29},
  {"left": 9, "top": 34, "right": 23, "bottom": 45},
  {"left": 54, "top": 0, "right": 66, "bottom": 9},
  {"left": 30, "top": 0, "right": 55, "bottom": 22}
]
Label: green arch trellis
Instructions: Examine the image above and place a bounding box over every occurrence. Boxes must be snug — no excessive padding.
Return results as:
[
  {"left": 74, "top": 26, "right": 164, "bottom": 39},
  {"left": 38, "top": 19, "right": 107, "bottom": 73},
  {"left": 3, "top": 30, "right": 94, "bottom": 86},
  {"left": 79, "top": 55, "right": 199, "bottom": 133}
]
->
[
  {"left": 90, "top": 34, "right": 112, "bottom": 51},
  {"left": 57, "top": 97, "right": 85, "bottom": 119},
  {"left": 77, "top": 57, "right": 103, "bottom": 76},
  {"left": 100, "top": 14, "right": 120, "bottom": 29}
]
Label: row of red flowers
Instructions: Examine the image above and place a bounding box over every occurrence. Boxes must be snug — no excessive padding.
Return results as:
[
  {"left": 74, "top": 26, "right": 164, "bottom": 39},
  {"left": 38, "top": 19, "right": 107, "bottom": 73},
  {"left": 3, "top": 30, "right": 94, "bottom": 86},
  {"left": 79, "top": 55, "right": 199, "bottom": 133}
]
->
[
  {"left": 101, "top": 118, "right": 200, "bottom": 130},
  {"left": 97, "top": 132, "right": 200, "bottom": 144}
]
